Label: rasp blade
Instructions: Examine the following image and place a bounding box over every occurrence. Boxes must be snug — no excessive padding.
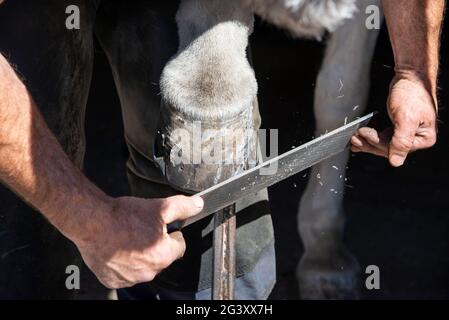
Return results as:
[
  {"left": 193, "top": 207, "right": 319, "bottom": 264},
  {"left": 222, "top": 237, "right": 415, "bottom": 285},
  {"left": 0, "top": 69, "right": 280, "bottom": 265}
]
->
[{"left": 181, "top": 113, "right": 373, "bottom": 228}]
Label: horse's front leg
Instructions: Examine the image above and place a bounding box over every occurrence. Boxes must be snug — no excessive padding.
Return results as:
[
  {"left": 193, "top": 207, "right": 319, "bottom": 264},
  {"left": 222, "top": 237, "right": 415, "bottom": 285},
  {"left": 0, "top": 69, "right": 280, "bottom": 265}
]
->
[
  {"left": 160, "top": 0, "right": 258, "bottom": 191},
  {"left": 158, "top": 0, "right": 276, "bottom": 300}
]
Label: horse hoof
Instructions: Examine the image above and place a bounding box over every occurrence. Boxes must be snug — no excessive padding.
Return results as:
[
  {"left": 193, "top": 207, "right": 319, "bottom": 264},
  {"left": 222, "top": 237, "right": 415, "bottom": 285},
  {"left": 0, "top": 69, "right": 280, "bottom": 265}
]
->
[
  {"left": 296, "top": 251, "right": 361, "bottom": 300},
  {"left": 298, "top": 269, "right": 360, "bottom": 300}
]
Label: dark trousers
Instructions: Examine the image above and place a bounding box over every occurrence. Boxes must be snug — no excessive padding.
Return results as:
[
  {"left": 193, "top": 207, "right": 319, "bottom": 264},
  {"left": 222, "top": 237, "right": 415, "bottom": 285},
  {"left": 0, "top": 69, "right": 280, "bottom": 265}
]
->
[{"left": 0, "top": 0, "right": 275, "bottom": 299}]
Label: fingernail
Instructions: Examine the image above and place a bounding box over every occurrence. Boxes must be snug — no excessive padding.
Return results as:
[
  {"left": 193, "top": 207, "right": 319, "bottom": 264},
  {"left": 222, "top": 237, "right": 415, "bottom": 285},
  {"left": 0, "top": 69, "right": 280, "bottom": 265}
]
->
[{"left": 192, "top": 196, "right": 204, "bottom": 209}]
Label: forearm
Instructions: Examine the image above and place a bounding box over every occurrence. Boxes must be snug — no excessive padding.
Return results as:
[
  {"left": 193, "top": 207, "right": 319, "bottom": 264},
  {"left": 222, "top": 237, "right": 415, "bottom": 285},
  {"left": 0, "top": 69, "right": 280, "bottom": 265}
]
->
[
  {"left": 0, "top": 54, "right": 110, "bottom": 243},
  {"left": 382, "top": 0, "right": 445, "bottom": 101},
  {"left": 352, "top": 1, "right": 443, "bottom": 165}
]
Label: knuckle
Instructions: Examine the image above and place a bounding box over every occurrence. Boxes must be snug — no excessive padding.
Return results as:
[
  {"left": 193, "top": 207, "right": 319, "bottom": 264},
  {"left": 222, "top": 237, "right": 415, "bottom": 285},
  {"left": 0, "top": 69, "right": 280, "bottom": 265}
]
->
[
  {"left": 147, "top": 272, "right": 156, "bottom": 282},
  {"left": 152, "top": 252, "right": 172, "bottom": 270},
  {"left": 166, "top": 197, "right": 181, "bottom": 213},
  {"left": 160, "top": 256, "right": 174, "bottom": 269},
  {"left": 138, "top": 270, "right": 156, "bottom": 283},
  {"left": 158, "top": 199, "right": 174, "bottom": 220},
  {"left": 426, "top": 135, "right": 437, "bottom": 148},
  {"left": 158, "top": 198, "right": 171, "bottom": 213},
  {"left": 153, "top": 244, "right": 174, "bottom": 267},
  {"left": 428, "top": 129, "right": 437, "bottom": 145},
  {"left": 173, "top": 241, "right": 186, "bottom": 259},
  {"left": 99, "top": 278, "right": 122, "bottom": 290},
  {"left": 161, "top": 196, "right": 190, "bottom": 220},
  {"left": 392, "top": 136, "right": 413, "bottom": 151}
]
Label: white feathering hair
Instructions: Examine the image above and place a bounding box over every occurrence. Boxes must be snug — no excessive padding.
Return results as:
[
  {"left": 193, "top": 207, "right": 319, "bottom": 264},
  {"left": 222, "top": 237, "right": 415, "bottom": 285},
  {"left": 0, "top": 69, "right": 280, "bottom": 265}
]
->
[{"left": 244, "top": 0, "right": 358, "bottom": 40}]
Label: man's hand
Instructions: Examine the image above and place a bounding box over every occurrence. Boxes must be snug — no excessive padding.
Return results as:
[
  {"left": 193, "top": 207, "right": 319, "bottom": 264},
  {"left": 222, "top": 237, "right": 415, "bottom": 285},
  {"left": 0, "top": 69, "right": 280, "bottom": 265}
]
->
[
  {"left": 351, "top": 0, "right": 444, "bottom": 167},
  {"left": 63, "top": 195, "right": 204, "bottom": 289},
  {"left": 0, "top": 53, "right": 203, "bottom": 289},
  {"left": 351, "top": 74, "right": 437, "bottom": 167}
]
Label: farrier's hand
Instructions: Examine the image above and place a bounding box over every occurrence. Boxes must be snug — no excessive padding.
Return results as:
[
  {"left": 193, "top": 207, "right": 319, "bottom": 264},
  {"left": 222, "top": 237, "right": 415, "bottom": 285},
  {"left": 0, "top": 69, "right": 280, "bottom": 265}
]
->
[
  {"left": 351, "top": 74, "right": 437, "bottom": 167},
  {"left": 65, "top": 195, "right": 203, "bottom": 289}
]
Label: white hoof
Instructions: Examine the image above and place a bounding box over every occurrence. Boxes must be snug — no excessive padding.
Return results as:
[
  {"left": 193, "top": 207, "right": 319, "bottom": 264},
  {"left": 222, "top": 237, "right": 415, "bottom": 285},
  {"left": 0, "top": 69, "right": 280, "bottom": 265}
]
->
[{"left": 296, "top": 248, "right": 361, "bottom": 300}]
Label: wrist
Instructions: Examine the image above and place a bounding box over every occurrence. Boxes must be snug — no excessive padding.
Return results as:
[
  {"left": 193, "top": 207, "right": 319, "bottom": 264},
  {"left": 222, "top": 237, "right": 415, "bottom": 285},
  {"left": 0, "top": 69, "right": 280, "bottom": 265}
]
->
[
  {"left": 47, "top": 187, "right": 115, "bottom": 248},
  {"left": 392, "top": 68, "right": 438, "bottom": 108}
]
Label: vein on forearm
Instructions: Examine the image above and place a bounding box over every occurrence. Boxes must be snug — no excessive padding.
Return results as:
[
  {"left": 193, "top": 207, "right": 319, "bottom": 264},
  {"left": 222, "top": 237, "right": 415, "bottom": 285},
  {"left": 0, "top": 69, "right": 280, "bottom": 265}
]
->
[
  {"left": 382, "top": 0, "right": 445, "bottom": 98},
  {"left": 0, "top": 54, "right": 109, "bottom": 240}
]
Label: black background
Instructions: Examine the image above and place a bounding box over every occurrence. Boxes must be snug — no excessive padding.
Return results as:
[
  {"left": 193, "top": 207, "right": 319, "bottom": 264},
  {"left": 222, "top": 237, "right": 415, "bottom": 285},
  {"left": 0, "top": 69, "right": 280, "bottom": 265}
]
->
[{"left": 84, "top": 13, "right": 449, "bottom": 299}]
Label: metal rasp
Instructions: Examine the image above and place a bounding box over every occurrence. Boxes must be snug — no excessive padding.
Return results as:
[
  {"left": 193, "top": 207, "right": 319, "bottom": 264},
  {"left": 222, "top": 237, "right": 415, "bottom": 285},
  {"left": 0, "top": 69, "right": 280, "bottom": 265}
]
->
[{"left": 181, "top": 112, "right": 373, "bottom": 228}]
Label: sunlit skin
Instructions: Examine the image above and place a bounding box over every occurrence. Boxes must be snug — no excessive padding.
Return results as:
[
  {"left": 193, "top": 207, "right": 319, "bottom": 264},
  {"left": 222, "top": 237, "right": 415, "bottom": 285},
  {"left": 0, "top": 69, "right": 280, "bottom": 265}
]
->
[
  {"left": 351, "top": 0, "right": 444, "bottom": 167},
  {"left": 0, "top": 0, "right": 444, "bottom": 290},
  {"left": 0, "top": 53, "right": 204, "bottom": 289}
]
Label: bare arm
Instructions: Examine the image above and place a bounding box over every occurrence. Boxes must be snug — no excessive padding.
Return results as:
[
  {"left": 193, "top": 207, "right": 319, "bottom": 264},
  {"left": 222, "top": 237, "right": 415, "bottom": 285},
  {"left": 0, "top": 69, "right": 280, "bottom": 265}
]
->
[
  {"left": 0, "top": 54, "right": 110, "bottom": 238},
  {"left": 384, "top": 0, "right": 443, "bottom": 99},
  {"left": 352, "top": 0, "right": 445, "bottom": 166},
  {"left": 0, "top": 54, "right": 203, "bottom": 288}
]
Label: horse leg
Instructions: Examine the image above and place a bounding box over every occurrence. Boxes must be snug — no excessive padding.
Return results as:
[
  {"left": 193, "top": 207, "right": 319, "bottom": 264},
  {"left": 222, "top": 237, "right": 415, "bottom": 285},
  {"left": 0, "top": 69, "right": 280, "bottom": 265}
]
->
[{"left": 297, "top": 0, "right": 382, "bottom": 299}]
